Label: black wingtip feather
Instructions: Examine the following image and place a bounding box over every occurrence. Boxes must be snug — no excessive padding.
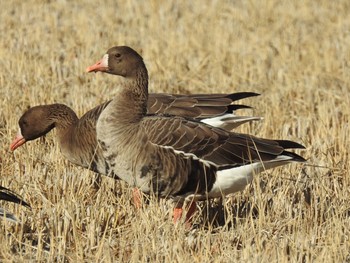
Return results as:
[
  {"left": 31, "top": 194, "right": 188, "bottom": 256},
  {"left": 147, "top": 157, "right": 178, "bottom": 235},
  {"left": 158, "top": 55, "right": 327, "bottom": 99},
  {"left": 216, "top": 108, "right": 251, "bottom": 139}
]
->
[
  {"left": 275, "top": 140, "right": 306, "bottom": 150},
  {"left": 282, "top": 151, "right": 307, "bottom": 162},
  {"left": 0, "top": 186, "right": 31, "bottom": 208},
  {"left": 226, "top": 92, "right": 260, "bottom": 102},
  {"left": 227, "top": 104, "right": 253, "bottom": 113}
]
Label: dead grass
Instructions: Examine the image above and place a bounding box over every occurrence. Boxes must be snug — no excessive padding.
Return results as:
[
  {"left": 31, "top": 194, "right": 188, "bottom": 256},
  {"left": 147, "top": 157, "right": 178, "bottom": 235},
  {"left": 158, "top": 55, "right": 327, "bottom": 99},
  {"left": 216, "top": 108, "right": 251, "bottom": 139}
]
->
[{"left": 0, "top": 0, "right": 349, "bottom": 262}]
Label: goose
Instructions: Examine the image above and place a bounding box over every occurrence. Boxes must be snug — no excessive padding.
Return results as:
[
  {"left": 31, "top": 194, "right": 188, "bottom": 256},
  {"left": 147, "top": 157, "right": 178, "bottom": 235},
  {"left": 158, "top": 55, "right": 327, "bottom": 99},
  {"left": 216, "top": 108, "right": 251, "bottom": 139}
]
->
[
  {"left": 10, "top": 93, "right": 260, "bottom": 177},
  {"left": 0, "top": 185, "right": 30, "bottom": 222},
  {"left": 85, "top": 46, "right": 306, "bottom": 224},
  {"left": 10, "top": 93, "right": 260, "bottom": 209}
]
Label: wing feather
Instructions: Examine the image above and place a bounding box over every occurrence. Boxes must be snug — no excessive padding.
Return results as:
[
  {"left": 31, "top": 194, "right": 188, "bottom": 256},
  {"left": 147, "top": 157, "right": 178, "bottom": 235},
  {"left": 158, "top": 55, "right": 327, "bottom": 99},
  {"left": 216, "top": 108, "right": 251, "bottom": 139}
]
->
[{"left": 142, "top": 116, "right": 305, "bottom": 166}]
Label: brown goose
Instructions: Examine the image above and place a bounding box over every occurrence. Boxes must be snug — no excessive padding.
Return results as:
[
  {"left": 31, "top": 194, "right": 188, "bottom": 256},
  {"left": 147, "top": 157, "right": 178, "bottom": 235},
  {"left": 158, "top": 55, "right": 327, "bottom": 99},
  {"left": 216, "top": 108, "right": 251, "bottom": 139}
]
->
[
  {"left": 10, "top": 93, "right": 260, "bottom": 178},
  {"left": 86, "top": 46, "right": 305, "bottom": 223},
  {"left": 0, "top": 185, "right": 30, "bottom": 222}
]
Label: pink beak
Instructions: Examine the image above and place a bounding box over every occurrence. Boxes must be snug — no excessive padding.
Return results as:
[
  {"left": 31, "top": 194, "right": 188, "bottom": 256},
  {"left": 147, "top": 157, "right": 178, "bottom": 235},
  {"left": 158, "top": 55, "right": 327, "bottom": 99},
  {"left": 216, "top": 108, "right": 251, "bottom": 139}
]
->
[
  {"left": 86, "top": 54, "right": 109, "bottom": 73},
  {"left": 10, "top": 132, "right": 26, "bottom": 151}
]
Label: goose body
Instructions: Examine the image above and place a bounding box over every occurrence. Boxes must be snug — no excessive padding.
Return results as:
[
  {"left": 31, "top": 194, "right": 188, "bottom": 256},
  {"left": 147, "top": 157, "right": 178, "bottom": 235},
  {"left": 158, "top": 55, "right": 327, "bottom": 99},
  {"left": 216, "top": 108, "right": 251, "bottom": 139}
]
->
[
  {"left": 11, "top": 93, "right": 260, "bottom": 178},
  {"left": 88, "top": 46, "right": 305, "bottom": 208}
]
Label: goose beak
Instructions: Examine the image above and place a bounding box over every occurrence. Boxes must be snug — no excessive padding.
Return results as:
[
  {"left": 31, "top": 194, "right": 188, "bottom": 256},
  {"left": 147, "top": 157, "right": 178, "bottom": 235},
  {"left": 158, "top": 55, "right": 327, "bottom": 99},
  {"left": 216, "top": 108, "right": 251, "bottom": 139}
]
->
[
  {"left": 10, "top": 131, "right": 26, "bottom": 151},
  {"left": 86, "top": 54, "right": 109, "bottom": 73}
]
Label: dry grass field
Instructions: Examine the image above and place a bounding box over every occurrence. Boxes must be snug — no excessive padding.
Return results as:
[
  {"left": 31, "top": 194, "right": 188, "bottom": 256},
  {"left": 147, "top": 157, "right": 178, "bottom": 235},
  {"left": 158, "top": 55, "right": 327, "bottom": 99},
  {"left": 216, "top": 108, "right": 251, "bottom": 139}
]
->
[{"left": 0, "top": 0, "right": 349, "bottom": 262}]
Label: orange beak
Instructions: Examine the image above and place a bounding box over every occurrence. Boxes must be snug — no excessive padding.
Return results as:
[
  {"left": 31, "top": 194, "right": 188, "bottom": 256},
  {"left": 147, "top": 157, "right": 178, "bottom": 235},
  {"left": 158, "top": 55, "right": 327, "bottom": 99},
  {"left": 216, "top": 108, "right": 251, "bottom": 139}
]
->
[
  {"left": 10, "top": 132, "right": 26, "bottom": 151},
  {"left": 86, "top": 54, "right": 109, "bottom": 73}
]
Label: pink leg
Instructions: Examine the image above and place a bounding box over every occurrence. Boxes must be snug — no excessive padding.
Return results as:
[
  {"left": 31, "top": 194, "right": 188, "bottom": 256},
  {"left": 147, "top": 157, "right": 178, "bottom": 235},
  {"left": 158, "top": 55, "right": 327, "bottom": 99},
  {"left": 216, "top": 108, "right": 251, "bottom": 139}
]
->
[
  {"left": 185, "top": 201, "right": 197, "bottom": 224},
  {"left": 173, "top": 201, "right": 197, "bottom": 228},
  {"left": 132, "top": 188, "right": 142, "bottom": 209},
  {"left": 173, "top": 206, "right": 184, "bottom": 224}
]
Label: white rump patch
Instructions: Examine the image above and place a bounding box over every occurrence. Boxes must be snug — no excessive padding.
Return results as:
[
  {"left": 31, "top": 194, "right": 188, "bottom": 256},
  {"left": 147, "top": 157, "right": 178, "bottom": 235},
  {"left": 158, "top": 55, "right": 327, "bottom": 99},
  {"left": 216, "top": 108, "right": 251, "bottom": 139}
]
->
[
  {"left": 208, "top": 155, "right": 295, "bottom": 198},
  {"left": 155, "top": 142, "right": 296, "bottom": 200}
]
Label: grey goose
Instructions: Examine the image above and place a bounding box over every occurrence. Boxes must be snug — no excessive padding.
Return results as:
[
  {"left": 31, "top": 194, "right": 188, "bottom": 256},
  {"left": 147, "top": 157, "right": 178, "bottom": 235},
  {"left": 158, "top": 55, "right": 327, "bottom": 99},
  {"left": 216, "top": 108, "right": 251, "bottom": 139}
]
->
[
  {"left": 11, "top": 93, "right": 260, "bottom": 178},
  {"left": 85, "top": 46, "right": 306, "bottom": 224}
]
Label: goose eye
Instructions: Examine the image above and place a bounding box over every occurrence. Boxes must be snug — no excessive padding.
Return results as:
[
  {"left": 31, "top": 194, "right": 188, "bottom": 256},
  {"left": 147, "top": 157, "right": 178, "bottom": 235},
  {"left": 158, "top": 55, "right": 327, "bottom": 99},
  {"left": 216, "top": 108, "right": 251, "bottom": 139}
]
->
[{"left": 115, "top": 53, "right": 121, "bottom": 58}]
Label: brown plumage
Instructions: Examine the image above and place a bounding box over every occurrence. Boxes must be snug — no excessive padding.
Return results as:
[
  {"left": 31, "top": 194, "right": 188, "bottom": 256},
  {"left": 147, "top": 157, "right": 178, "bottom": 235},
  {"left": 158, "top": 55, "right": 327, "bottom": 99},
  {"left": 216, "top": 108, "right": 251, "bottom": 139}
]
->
[
  {"left": 11, "top": 93, "right": 260, "bottom": 178},
  {"left": 87, "top": 46, "right": 305, "bottom": 212}
]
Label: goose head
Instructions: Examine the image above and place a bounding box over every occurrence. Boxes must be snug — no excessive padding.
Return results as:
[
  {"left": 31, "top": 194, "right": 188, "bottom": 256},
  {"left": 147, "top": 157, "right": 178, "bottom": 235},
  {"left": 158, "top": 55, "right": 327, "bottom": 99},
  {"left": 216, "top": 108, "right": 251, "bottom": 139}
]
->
[{"left": 86, "top": 46, "right": 145, "bottom": 79}]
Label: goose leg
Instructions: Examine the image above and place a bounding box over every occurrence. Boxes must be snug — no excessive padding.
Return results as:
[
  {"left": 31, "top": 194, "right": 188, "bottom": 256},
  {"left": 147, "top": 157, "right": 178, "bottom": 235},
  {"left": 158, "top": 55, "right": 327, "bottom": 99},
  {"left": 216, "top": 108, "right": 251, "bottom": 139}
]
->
[
  {"left": 173, "top": 205, "right": 184, "bottom": 224},
  {"left": 132, "top": 188, "right": 142, "bottom": 209},
  {"left": 185, "top": 201, "right": 197, "bottom": 223},
  {"left": 173, "top": 201, "right": 197, "bottom": 227}
]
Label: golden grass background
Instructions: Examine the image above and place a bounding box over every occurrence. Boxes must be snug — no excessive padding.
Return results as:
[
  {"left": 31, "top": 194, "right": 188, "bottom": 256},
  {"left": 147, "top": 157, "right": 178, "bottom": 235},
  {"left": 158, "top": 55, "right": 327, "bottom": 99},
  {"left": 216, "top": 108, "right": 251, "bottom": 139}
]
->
[{"left": 0, "top": 0, "right": 349, "bottom": 261}]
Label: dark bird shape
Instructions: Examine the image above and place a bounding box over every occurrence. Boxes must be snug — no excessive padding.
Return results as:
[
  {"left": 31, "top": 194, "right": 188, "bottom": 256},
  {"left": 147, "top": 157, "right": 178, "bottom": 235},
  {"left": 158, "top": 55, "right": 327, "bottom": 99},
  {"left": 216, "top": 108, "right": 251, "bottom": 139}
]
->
[
  {"left": 0, "top": 185, "right": 30, "bottom": 223},
  {"left": 11, "top": 94, "right": 261, "bottom": 178},
  {"left": 85, "top": 46, "right": 305, "bottom": 224}
]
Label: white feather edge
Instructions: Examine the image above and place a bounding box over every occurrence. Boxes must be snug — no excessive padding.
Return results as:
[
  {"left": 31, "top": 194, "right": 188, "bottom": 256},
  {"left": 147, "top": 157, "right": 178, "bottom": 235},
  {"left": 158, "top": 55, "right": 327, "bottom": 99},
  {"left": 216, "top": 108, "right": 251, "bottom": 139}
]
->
[
  {"left": 200, "top": 114, "right": 263, "bottom": 130},
  {"left": 0, "top": 207, "right": 19, "bottom": 223},
  {"left": 157, "top": 145, "right": 296, "bottom": 201}
]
